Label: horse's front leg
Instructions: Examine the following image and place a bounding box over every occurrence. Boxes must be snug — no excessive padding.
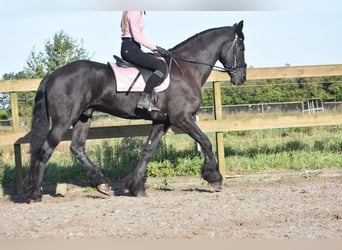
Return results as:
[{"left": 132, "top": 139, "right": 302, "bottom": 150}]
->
[
  {"left": 176, "top": 117, "right": 223, "bottom": 189},
  {"left": 125, "top": 123, "right": 169, "bottom": 196}
]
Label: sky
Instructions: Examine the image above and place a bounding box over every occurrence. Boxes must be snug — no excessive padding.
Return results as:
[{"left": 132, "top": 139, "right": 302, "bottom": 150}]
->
[{"left": 0, "top": 1, "right": 342, "bottom": 78}]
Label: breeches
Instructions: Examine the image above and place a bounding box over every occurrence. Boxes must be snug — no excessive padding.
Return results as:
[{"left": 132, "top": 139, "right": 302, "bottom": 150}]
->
[{"left": 121, "top": 39, "right": 167, "bottom": 93}]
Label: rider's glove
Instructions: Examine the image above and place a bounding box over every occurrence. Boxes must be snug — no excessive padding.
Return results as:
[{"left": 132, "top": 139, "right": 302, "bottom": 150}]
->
[{"left": 154, "top": 46, "right": 169, "bottom": 57}]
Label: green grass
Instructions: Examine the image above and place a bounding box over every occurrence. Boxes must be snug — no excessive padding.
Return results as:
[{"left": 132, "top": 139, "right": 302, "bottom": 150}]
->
[
  {"left": 223, "top": 126, "right": 341, "bottom": 174},
  {"left": 0, "top": 126, "right": 341, "bottom": 186}
]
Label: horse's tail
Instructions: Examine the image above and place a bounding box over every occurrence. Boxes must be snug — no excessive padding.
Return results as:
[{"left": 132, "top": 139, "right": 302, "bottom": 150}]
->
[{"left": 30, "top": 75, "right": 50, "bottom": 161}]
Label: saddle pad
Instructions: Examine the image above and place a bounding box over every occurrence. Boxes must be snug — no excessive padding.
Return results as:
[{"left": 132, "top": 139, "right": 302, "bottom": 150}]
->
[{"left": 108, "top": 62, "right": 170, "bottom": 93}]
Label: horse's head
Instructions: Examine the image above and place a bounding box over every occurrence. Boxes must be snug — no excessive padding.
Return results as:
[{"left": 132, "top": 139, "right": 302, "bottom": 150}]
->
[{"left": 219, "top": 20, "right": 247, "bottom": 85}]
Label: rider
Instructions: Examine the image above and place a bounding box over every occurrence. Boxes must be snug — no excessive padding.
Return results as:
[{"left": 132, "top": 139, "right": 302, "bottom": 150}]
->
[{"left": 120, "top": 11, "right": 168, "bottom": 112}]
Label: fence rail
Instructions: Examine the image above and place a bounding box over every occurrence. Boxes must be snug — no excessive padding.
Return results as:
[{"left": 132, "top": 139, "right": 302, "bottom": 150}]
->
[{"left": 1, "top": 64, "right": 342, "bottom": 193}]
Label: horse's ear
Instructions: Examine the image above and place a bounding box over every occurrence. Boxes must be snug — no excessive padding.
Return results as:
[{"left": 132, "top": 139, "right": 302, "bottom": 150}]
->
[
  {"left": 234, "top": 20, "right": 244, "bottom": 40},
  {"left": 237, "top": 20, "right": 243, "bottom": 30}
]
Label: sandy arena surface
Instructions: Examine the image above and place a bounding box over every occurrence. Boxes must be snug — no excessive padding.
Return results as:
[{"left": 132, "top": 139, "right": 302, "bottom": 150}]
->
[{"left": 0, "top": 169, "right": 341, "bottom": 239}]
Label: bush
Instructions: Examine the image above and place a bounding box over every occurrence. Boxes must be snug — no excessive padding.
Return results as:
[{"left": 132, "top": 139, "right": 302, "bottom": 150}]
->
[{"left": 0, "top": 109, "right": 9, "bottom": 120}]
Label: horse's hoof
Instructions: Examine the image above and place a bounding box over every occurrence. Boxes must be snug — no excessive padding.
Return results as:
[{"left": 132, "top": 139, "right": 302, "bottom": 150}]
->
[
  {"left": 23, "top": 182, "right": 43, "bottom": 202},
  {"left": 209, "top": 181, "right": 222, "bottom": 191},
  {"left": 31, "top": 195, "right": 43, "bottom": 203},
  {"left": 96, "top": 183, "right": 112, "bottom": 196},
  {"left": 134, "top": 189, "right": 147, "bottom": 197},
  {"left": 128, "top": 186, "right": 146, "bottom": 197},
  {"left": 123, "top": 177, "right": 146, "bottom": 197},
  {"left": 26, "top": 192, "right": 43, "bottom": 203}
]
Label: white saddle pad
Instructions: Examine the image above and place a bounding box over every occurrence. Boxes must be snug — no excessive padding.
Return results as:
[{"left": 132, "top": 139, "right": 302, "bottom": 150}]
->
[{"left": 108, "top": 62, "right": 170, "bottom": 93}]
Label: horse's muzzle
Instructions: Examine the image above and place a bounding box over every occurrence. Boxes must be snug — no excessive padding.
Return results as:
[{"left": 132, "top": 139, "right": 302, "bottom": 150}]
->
[{"left": 230, "top": 74, "right": 246, "bottom": 86}]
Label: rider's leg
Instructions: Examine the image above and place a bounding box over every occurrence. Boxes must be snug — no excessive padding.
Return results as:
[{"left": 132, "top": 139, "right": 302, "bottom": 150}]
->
[
  {"left": 121, "top": 40, "right": 167, "bottom": 112},
  {"left": 137, "top": 69, "right": 165, "bottom": 111}
]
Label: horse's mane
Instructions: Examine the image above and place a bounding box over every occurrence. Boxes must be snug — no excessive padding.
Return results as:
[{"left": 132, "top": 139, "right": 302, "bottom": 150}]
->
[{"left": 169, "top": 26, "right": 231, "bottom": 52}]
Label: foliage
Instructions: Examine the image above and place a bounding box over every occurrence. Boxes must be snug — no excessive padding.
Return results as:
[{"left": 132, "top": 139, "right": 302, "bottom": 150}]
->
[
  {"left": 0, "top": 93, "right": 10, "bottom": 110},
  {"left": 1, "top": 126, "right": 341, "bottom": 186},
  {"left": 224, "top": 126, "right": 342, "bottom": 173},
  {"left": 1, "top": 30, "right": 90, "bottom": 117},
  {"left": 24, "top": 30, "right": 90, "bottom": 78},
  {"left": 201, "top": 76, "right": 342, "bottom": 106},
  {"left": 0, "top": 109, "right": 9, "bottom": 119}
]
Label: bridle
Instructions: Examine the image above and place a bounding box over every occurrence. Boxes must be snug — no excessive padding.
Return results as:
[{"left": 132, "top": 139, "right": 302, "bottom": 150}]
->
[
  {"left": 223, "top": 36, "right": 247, "bottom": 72},
  {"left": 166, "top": 35, "right": 247, "bottom": 81}
]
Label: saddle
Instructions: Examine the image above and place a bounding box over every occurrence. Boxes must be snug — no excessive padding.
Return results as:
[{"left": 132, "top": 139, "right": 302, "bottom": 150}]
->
[
  {"left": 113, "top": 55, "right": 136, "bottom": 68},
  {"left": 108, "top": 55, "right": 170, "bottom": 93}
]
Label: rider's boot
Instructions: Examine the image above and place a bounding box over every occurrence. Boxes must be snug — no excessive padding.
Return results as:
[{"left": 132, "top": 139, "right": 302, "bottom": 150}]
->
[{"left": 136, "top": 92, "right": 160, "bottom": 112}]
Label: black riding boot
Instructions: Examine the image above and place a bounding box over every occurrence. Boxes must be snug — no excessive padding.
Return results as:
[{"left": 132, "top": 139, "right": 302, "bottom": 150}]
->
[{"left": 136, "top": 93, "right": 160, "bottom": 112}]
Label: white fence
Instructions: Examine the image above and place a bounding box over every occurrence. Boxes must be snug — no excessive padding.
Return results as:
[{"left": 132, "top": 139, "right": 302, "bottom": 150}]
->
[{"left": 198, "top": 101, "right": 341, "bottom": 120}]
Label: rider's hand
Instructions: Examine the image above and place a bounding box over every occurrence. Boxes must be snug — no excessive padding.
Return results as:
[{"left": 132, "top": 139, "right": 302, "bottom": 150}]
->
[
  {"left": 153, "top": 49, "right": 162, "bottom": 58},
  {"left": 155, "top": 46, "right": 169, "bottom": 57}
]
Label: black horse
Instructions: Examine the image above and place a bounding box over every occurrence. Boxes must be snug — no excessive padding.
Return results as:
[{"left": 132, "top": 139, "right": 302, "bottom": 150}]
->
[{"left": 23, "top": 21, "right": 247, "bottom": 201}]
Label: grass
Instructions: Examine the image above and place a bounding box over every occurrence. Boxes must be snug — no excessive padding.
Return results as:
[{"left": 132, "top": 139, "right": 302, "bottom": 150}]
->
[
  {"left": 0, "top": 125, "right": 341, "bottom": 186},
  {"left": 223, "top": 126, "right": 342, "bottom": 174}
]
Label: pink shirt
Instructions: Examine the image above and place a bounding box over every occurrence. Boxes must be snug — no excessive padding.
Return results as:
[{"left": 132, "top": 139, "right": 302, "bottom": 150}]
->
[{"left": 122, "top": 11, "right": 157, "bottom": 51}]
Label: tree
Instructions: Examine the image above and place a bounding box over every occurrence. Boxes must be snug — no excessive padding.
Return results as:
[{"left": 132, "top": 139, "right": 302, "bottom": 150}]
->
[
  {"left": 1, "top": 30, "right": 91, "bottom": 117},
  {"left": 24, "top": 30, "right": 90, "bottom": 78},
  {"left": 0, "top": 93, "right": 10, "bottom": 109},
  {"left": 201, "top": 76, "right": 342, "bottom": 107}
]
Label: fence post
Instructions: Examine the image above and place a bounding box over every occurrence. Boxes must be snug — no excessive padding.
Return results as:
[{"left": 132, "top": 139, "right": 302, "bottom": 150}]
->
[
  {"left": 14, "top": 144, "right": 23, "bottom": 194},
  {"left": 10, "top": 92, "right": 23, "bottom": 193},
  {"left": 10, "top": 92, "right": 20, "bottom": 132},
  {"left": 213, "top": 81, "right": 226, "bottom": 179}
]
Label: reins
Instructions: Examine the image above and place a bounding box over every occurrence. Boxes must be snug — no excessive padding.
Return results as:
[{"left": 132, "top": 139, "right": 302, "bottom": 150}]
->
[
  {"left": 171, "top": 57, "right": 229, "bottom": 71},
  {"left": 165, "top": 36, "right": 246, "bottom": 82}
]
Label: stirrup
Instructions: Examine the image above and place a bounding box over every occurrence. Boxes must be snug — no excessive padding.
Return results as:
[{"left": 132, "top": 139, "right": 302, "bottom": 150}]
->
[
  {"left": 136, "top": 93, "right": 160, "bottom": 112},
  {"left": 137, "top": 102, "right": 160, "bottom": 112},
  {"left": 149, "top": 104, "right": 160, "bottom": 112}
]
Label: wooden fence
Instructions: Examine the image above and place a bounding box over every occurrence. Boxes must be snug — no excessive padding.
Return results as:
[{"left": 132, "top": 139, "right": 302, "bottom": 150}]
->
[{"left": 1, "top": 64, "right": 342, "bottom": 193}]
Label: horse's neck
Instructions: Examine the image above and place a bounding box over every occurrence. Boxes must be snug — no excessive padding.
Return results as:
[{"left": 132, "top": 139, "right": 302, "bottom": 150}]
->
[
  {"left": 175, "top": 41, "right": 220, "bottom": 65},
  {"left": 170, "top": 28, "right": 235, "bottom": 87},
  {"left": 173, "top": 40, "right": 222, "bottom": 85}
]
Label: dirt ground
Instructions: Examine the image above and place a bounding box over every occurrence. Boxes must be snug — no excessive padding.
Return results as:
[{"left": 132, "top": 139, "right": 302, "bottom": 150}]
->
[{"left": 0, "top": 169, "right": 341, "bottom": 239}]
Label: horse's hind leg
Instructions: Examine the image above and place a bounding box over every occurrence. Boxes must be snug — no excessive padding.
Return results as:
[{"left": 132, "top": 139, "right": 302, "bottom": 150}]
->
[
  {"left": 23, "top": 125, "right": 69, "bottom": 201},
  {"left": 70, "top": 114, "right": 111, "bottom": 195},
  {"left": 125, "top": 123, "right": 169, "bottom": 196}
]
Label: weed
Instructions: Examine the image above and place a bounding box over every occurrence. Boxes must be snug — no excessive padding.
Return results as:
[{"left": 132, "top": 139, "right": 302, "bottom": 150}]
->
[
  {"left": 84, "top": 186, "right": 96, "bottom": 193},
  {"left": 156, "top": 179, "right": 169, "bottom": 190}
]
